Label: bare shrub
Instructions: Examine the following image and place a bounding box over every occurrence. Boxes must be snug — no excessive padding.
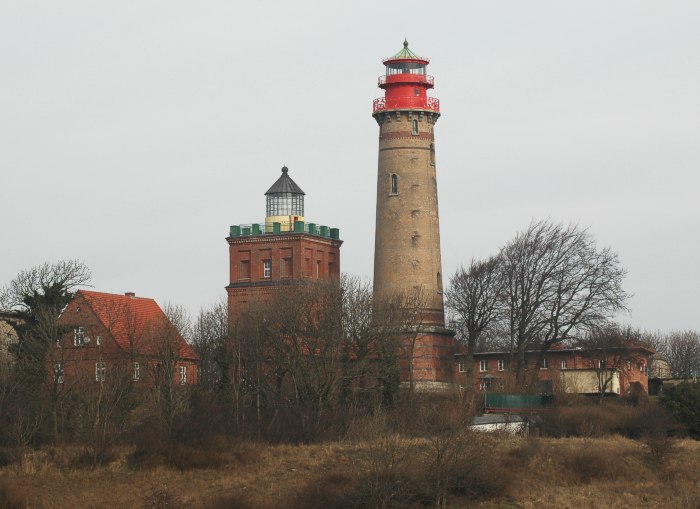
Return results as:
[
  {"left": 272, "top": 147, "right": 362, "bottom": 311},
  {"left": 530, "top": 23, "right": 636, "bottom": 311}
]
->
[
  {"left": 362, "top": 415, "right": 414, "bottom": 509},
  {"left": 559, "top": 445, "right": 621, "bottom": 484},
  {"left": 510, "top": 437, "right": 543, "bottom": 466},
  {"left": 0, "top": 479, "right": 27, "bottom": 509},
  {"left": 293, "top": 470, "right": 365, "bottom": 509},
  {"left": 541, "top": 401, "right": 647, "bottom": 438},
  {"left": 142, "top": 485, "right": 178, "bottom": 509},
  {"left": 204, "top": 492, "right": 261, "bottom": 509}
]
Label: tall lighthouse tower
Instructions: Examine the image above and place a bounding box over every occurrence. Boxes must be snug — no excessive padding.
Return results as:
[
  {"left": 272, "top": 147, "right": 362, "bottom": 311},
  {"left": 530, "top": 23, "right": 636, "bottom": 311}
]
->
[{"left": 372, "top": 40, "right": 455, "bottom": 388}]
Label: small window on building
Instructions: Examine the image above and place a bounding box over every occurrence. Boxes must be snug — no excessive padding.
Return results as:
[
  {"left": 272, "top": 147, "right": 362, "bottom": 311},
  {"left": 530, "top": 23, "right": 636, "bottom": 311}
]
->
[
  {"left": 95, "top": 335, "right": 101, "bottom": 346},
  {"left": 180, "top": 365, "right": 187, "bottom": 385},
  {"left": 239, "top": 260, "right": 251, "bottom": 280},
  {"left": 53, "top": 363, "right": 64, "bottom": 384},
  {"left": 430, "top": 143, "right": 435, "bottom": 165},
  {"left": 638, "top": 361, "right": 645, "bottom": 372},
  {"left": 390, "top": 174, "right": 398, "bottom": 195},
  {"left": 74, "top": 327, "right": 85, "bottom": 347},
  {"left": 95, "top": 361, "right": 106, "bottom": 383},
  {"left": 262, "top": 259, "right": 272, "bottom": 278},
  {"left": 479, "top": 378, "right": 492, "bottom": 391},
  {"left": 540, "top": 357, "right": 548, "bottom": 369},
  {"left": 316, "top": 260, "right": 322, "bottom": 279},
  {"left": 458, "top": 360, "right": 466, "bottom": 373},
  {"left": 626, "top": 360, "right": 632, "bottom": 370},
  {"left": 561, "top": 359, "right": 568, "bottom": 369},
  {"left": 412, "top": 119, "right": 419, "bottom": 135},
  {"left": 498, "top": 359, "right": 506, "bottom": 371},
  {"left": 414, "top": 88, "right": 420, "bottom": 96},
  {"left": 479, "top": 360, "right": 488, "bottom": 372},
  {"left": 598, "top": 359, "right": 606, "bottom": 369},
  {"left": 281, "top": 258, "right": 293, "bottom": 278},
  {"left": 132, "top": 362, "right": 140, "bottom": 382}
]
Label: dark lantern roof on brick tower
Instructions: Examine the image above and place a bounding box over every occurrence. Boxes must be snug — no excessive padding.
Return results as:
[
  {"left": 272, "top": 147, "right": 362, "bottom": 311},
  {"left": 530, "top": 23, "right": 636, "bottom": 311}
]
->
[{"left": 265, "top": 166, "right": 305, "bottom": 195}]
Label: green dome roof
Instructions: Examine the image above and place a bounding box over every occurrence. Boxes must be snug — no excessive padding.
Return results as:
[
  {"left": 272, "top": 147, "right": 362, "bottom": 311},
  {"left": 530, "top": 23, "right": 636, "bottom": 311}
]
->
[{"left": 386, "top": 39, "right": 428, "bottom": 62}]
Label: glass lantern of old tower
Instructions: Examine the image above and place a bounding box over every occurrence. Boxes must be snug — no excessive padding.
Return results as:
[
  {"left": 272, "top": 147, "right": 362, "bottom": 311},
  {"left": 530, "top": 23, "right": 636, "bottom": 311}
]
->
[{"left": 264, "top": 166, "right": 305, "bottom": 232}]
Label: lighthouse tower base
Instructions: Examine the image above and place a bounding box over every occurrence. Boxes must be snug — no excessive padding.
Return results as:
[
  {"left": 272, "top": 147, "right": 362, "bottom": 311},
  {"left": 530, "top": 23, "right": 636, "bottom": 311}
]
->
[{"left": 400, "top": 326, "right": 457, "bottom": 391}]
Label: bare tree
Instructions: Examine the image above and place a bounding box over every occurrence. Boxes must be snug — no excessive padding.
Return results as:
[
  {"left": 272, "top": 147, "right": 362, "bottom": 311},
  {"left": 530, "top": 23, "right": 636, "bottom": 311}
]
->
[
  {"left": 579, "top": 324, "right": 635, "bottom": 403},
  {"left": 147, "top": 303, "right": 192, "bottom": 437},
  {"left": 191, "top": 300, "right": 228, "bottom": 387},
  {"left": 664, "top": 330, "right": 700, "bottom": 379},
  {"left": 500, "top": 220, "right": 628, "bottom": 387},
  {"left": 339, "top": 275, "right": 379, "bottom": 403},
  {"left": 0, "top": 260, "right": 92, "bottom": 387},
  {"left": 445, "top": 256, "right": 504, "bottom": 391},
  {"left": 0, "top": 260, "right": 91, "bottom": 444}
]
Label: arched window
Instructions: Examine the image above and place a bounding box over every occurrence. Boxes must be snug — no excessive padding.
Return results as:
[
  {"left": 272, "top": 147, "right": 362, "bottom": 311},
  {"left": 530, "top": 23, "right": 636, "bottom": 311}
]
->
[
  {"left": 412, "top": 119, "right": 419, "bottom": 135},
  {"left": 391, "top": 174, "right": 398, "bottom": 195},
  {"left": 430, "top": 143, "right": 435, "bottom": 165}
]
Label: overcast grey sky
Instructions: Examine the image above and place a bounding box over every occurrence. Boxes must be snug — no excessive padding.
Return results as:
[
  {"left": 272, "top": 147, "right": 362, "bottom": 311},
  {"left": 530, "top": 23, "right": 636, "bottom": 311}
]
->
[{"left": 1, "top": 1, "right": 698, "bottom": 332}]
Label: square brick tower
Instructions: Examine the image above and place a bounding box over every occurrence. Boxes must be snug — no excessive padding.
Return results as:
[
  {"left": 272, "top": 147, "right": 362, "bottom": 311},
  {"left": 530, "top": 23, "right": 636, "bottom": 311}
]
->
[
  {"left": 226, "top": 167, "right": 342, "bottom": 317},
  {"left": 372, "top": 41, "right": 456, "bottom": 389}
]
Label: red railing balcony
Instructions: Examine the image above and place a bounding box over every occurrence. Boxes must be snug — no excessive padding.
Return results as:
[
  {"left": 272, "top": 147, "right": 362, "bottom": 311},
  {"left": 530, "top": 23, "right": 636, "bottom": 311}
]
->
[
  {"left": 372, "top": 96, "right": 440, "bottom": 113},
  {"left": 373, "top": 97, "right": 386, "bottom": 112},
  {"left": 427, "top": 97, "right": 440, "bottom": 111},
  {"left": 378, "top": 74, "right": 434, "bottom": 87}
]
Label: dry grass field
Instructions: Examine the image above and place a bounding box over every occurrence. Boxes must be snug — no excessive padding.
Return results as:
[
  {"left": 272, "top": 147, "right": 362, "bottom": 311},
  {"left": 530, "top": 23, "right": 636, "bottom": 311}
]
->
[{"left": 1, "top": 435, "right": 700, "bottom": 509}]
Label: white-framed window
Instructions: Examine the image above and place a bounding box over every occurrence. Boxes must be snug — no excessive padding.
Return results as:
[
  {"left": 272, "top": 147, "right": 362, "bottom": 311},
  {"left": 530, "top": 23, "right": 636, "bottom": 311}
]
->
[
  {"left": 479, "top": 360, "right": 488, "bottom": 372},
  {"left": 132, "top": 362, "right": 140, "bottom": 382},
  {"left": 180, "top": 365, "right": 187, "bottom": 385},
  {"left": 95, "top": 335, "right": 101, "bottom": 346},
  {"left": 412, "top": 119, "right": 419, "bottom": 135},
  {"left": 598, "top": 359, "right": 606, "bottom": 369},
  {"left": 95, "top": 361, "right": 106, "bottom": 383},
  {"left": 540, "top": 357, "right": 548, "bottom": 370},
  {"left": 479, "top": 378, "right": 492, "bottom": 391},
  {"left": 638, "top": 361, "right": 645, "bottom": 372},
  {"left": 561, "top": 359, "right": 568, "bottom": 369},
  {"left": 53, "top": 363, "right": 64, "bottom": 384},
  {"left": 497, "top": 359, "right": 506, "bottom": 371},
  {"left": 626, "top": 360, "right": 632, "bottom": 370},
  {"left": 74, "top": 327, "right": 85, "bottom": 347},
  {"left": 458, "top": 360, "right": 466, "bottom": 373},
  {"left": 262, "top": 259, "right": 272, "bottom": 278}
]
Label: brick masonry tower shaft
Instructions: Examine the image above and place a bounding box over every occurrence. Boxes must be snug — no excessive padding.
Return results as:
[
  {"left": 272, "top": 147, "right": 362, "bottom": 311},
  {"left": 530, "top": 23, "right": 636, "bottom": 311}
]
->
[{"left": 371, "top": 41, "right": 455, "bottom": 387}]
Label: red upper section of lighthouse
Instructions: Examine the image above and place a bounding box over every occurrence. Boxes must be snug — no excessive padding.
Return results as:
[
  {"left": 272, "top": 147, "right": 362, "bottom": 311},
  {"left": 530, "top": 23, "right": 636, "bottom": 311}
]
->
[{"left": 373, "top": 40, "right": 440, "bottom": 114}]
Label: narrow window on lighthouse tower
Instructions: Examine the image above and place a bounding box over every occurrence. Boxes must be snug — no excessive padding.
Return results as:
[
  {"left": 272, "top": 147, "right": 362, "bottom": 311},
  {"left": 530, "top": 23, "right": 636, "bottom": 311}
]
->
[
  {"left": 412, "top": 119, "right": 419, "bottom": 135},
  {"left": 390, "top": 174, "right": 398, "bottom": 195}
]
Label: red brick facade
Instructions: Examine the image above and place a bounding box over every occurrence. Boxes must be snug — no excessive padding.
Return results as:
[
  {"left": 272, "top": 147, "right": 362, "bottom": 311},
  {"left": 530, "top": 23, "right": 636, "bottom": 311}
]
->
[
  {"left": 226, "top": 232, "right": 342, "bottom": 317},
  {"left": 455, "top": 345, "right": 655, "bottom": 396},
  {"left": 49, "top": 291, "right": 198, "bottom": 388}
]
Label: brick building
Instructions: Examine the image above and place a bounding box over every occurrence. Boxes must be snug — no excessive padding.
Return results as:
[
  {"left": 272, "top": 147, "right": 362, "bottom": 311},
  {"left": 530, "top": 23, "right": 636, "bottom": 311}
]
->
[
  {"left": 226, "top": 166, "right": 342, "bottom": 317},
  {"left": 49, "top": 290, "right": 198, "bottom": 387},
  {"left": 455, "top": 343, "right": 655, "bottom": 396}
]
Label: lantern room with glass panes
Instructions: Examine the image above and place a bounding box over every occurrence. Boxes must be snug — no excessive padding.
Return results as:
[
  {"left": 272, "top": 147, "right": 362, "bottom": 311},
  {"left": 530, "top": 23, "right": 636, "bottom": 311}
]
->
[{"left": 264, "top": 166, "right": 305, "bottom": 232}]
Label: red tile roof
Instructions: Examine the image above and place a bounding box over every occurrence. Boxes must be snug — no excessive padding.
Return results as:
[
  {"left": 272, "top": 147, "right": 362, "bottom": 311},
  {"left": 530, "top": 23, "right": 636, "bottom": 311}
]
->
[{"left": 76, "top": 290, "right": 198, "bottom": 361}]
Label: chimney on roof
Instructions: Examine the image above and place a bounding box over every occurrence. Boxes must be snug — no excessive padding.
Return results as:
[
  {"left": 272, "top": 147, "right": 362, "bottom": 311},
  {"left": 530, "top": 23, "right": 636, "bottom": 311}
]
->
[{"left": 125, "top": 292, "right": 136, "bottom": 298}]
